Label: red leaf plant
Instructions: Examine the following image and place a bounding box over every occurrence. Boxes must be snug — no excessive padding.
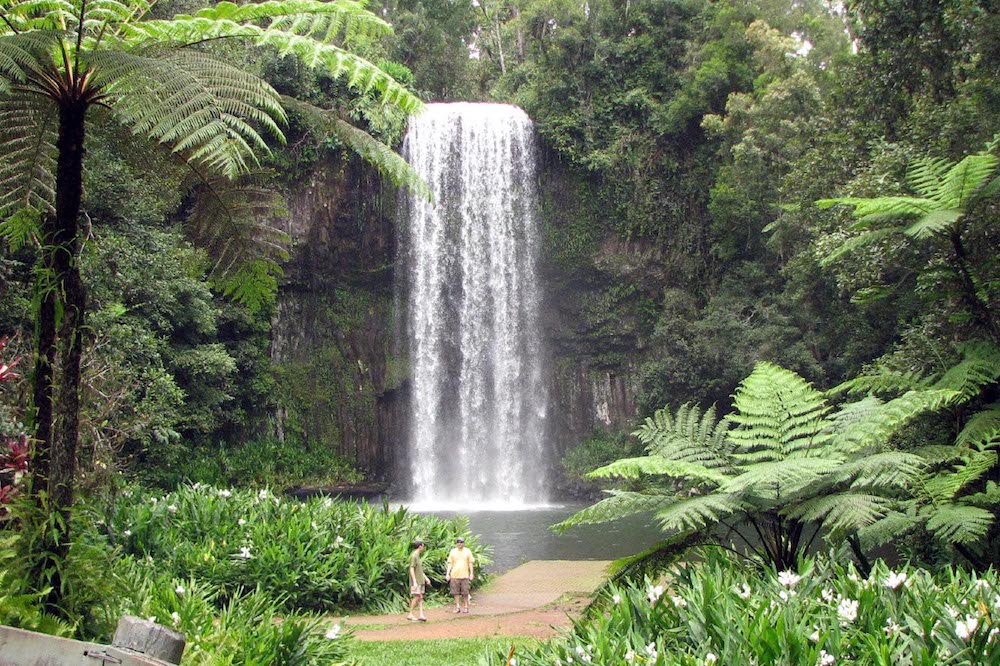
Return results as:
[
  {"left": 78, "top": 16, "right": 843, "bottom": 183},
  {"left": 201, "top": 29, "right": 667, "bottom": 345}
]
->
[{"left": 1, "top": 337, "right": 27, "bottom": 518}]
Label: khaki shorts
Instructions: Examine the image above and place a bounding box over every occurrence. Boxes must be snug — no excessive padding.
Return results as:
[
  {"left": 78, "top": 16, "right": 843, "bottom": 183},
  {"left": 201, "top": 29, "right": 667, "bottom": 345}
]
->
[
  {"left": 410, "top": 582, "right": 425, "bottom": 596},
  {"left": 449, "top": 577, "right": 471, "bottom": 596}
]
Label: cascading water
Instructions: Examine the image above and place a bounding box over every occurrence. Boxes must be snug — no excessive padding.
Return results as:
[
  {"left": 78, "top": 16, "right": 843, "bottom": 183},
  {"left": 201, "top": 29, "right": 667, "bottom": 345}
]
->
[{"left": 400, "top": 103, "right": 548, "bottom": 507}]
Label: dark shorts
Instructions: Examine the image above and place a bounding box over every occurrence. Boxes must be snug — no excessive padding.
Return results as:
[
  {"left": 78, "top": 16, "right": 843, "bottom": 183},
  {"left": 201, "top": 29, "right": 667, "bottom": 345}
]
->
[{"left": 449, "top": 577, "right": 471, "bottom": 596}]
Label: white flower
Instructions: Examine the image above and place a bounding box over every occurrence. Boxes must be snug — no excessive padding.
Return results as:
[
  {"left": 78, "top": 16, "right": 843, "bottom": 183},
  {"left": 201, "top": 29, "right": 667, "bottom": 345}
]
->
[
  {"left": 645, "top": 643, "right": 658, "bottom": 660},
  {"left": 706, "top": 653, "right": 718, "bottom": 664},
  {"left": 148, "top": 616, "right": 157, "bottom": 623},
  {"left": 166, "top": 504, "right": 178, "bottom": 514},
  {"left": 218, "top": 489, "right": 232, "bottom": 498},
  {"left": 624, "top": 649, "right": 636, "bottom": 663},
  {"left": 510, "top": 659, "right": 516, "bottom": 666},
  {"left": 647, "top": 584, "right": 665, "bottom": 604},
  {"left": 311, "top": 521, "right": 318, "bottom": 530},
  {"left": 123, "top": 529, "right": 132, "bottom": 537},
  {"left": 885, "top": 618, "right": 901, "bottom": 637},
  {"left": 175, "top": 585, "right": 185, "bottom": 595},
  {"left": 847, "top": 573, "right": 858, "bottom": 582},
  {"left": 808, "top": 629, "right": 820, "bottom": 643},
  {"left": 736, "top": 583, "right": 752, "bottom": 599},
  {"left": 237, "top": 546, "right": 253, "bottom": 559},
  {"left": 821, "top": 588, "right": 835, "bottom": 602},
  {"left": 171, "top": 612, "right": 181, "bottom": 625},
  {"left": 778, "top": 590, "right": 795, "bottom": 602},
  {"left": 612, "top": 593, "right": 622, "bottom": 604},
  {"left": 956, "top": 615, "right": 979, "bottom": 641},
  {"left": 837, "top": 598, "right": 859, "bottom": 624},
  {"left": 670, "top": 594, "right": 688, "bottom": 608},
  {"left": 884, "top": 571, "right": 908, "bottom": 590},
  {"left": 946, "top": 605, "right": 959, "bottom": 619},
  {"left": 335, "top": 535, "right": 345, "bottom": 547},
  {"left": 322, "top": 498, "right": 333, "bottom": 508},
  {"left": 325, "top": 624, "right": 341, "bottom": 640},
  {"left": 778, "top": 571, "right": 801, "bottom": 588},
  {"left": 817, "top": 649, "right": 835, "bottom": 666},
  {"left": 258, "top": 489, "right": 269, "bottom": 500},
  {"left": 974, "top": 579, "right": 991, "bottom": 591},
  {"left": 238, "top": 518, "right": 246, "bottom": 526}
]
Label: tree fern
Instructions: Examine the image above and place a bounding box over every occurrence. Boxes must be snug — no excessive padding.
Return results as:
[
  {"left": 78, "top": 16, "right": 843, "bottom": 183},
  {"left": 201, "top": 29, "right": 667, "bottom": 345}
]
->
[
  {"left": 551, "top": 490, "right": 677, "bottom": 533},
  {"left": 785, "top": 492, "right": 893, "bottom": 536},
  {"left": 632, "top": 403, "right": 731, "bottom": 468},
  {"left": 654, "top": 492, "right": 743, "bottom": 533},
  {"left": 587, "top": 456, "right": 729, "bottom": 486},
  {"left": 956, "top": 405, "right": 1000, "bottom": 448},
  {"left": 925, "top": 504, "right": 994, "bottom": 545}
]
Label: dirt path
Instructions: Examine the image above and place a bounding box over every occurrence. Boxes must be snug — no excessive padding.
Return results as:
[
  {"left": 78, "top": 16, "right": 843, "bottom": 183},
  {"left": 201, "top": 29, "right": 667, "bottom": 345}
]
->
[{"left": 341, "top": 560, "right": 611, "bottom": 640}]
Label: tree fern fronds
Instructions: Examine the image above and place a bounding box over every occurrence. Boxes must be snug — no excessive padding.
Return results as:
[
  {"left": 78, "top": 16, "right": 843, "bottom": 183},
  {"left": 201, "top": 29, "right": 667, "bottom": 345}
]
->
[
  {"left": 923, "top": 447, "right": 998, "bottom": 504},
  {"left": 0, "top": 206, "right": 41, "bottom": 251},
  {"left": 903, "top": 208, "right": 963, "bottom": 239},
  {"left": 932, "top": 342, "right": 1000, "bottom": 400},
  {"left": 956, "top": 405, "right": 1000, "bottom": 449},
  {"left": 816, "top": 195, "right": 934, "bottom": 218},
  {"left": 828, "top": 369, "right": 927, "bottom": 397},
  {"left": 211, "top": 257, "right": 282, "bottom": 312},
  {"left": 907, "top": 156, "right": 953, "bottom": 198},
  {"left": 837, "top": 451, "right": 926, "bottom": 490},
  {"left": 0, "top": 89, "right": 56, "bottom": 218},
  {"left": 933, "top": 153, "right": 999, "bottom": 209},
  {"left": 721, "top": 458, "right": 844, "bottom": 499},
  {"left": 924, "top": 504, "right": 994, "bottom": 545},
  {"left": 727, "top": 362, "right": 831, "bottom": 461},
  {"left": 632, "top": 402, "right": 730, "bottom": 466},
  {"left": 832, "top": 389, "right": 959, "bottom": 453},
  {"left": 858, "top": 511, "right": 920, "bottom": 549},
  {"left": 963, "top": 481, "right": 1000, "bottom": 509},
  {"left": 284, "top": 96, "right": 428, "bottom": 197},
  {"left": 586, "top": 456, "right": 729, "bottom": 486},
  {"left": 184, "top": 169, "right": 289, "bottom": 287},
  {"left": 551, "top": 491, "right": 677, "bottom": 533},
  {"left": 785, "top": 492, "right": 892, "bottom": 535},
  {"left": 817, "top": 227, "right": 903, "bottom": 267},
  {"left": 654, "top": 492, "right": 742, "bottom": 533}
]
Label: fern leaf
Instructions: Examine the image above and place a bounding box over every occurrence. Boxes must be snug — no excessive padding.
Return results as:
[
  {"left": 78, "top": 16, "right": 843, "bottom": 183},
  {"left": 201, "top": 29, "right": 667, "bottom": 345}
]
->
[
  {"left": 551, "top": 490, "right": 676, "bottom": 533},
  {"left": 838, "top": 451, "right": 926, "bottom": 490},
  {"left": 721, "top": 458, "right": 843, "bottom": 499},
  {"left": 956, "top": 405, "right": 1000, "bottom": 449},
  {"left": 654, "top": 492, "right": 742, "bottom": 533},
  {"left": 932, "top": 342, "right": 1000, "bottom": 401},
  {"left": 817, "top": 227, "right": 903, "bottom": 267},
  {"left": 904, "top": 208, "right": 963, "bottom": 239},
  {"left": 282, "top": 96, "right": 427, "bottom": 197},
  {"left": 587, "top": 456, "right": 729, "bottom": 486},
  {"left": 0, "top": 88, "right": 57, "bottom": 218},
  {"left": 211, "top": 257, "right": 282, "bottom": 312},
  {"left": 832, "top": 389, "right": 958, "bottom": 453},
  {"left": 632, "top": 403, "right": 731, "bottom": 468},
  {"left": 907, "top": 156, "right": 953, "bottom": 198},
  {"left": 829, "top": 369, "right": 926, "bottom": 397},
  {"left": 858, "top": 511, "right": 920, "bottom": 549},
  {"left": 924, "top": 504, "right": 994, "bottom": 544},
  {"left": 935, "top": 153, "right": 998, "bottom": 209},
  {"left": 785, "top": 491, "right": 893, "bottom": 534}
]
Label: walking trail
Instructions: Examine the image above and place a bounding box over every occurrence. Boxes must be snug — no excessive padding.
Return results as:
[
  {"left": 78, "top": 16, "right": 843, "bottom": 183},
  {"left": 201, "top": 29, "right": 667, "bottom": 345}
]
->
[{"left": 341, "top": 560, "right": 611, "bottom": 640}]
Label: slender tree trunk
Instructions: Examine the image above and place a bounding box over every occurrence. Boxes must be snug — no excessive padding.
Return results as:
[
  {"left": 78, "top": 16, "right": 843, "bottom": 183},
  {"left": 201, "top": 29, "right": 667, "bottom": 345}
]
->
[
  {"left": 32, "top": 100, "right": 88, "bottom": 616},
  {"left": 949, "top": 228, "right": 1000, "bottom": 345},
  {"left": 29, "top": 254, "right": 57, "bottom": 496}
]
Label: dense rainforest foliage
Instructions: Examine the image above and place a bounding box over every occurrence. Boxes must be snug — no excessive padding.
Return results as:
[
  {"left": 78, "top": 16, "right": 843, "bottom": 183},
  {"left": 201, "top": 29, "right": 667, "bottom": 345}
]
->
[{"left": 2, "top": 0, "right": 999, "bottom": 563}]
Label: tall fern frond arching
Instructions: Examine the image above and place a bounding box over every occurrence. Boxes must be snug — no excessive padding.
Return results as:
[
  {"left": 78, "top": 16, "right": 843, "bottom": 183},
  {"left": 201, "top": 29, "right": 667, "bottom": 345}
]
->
[{"left": 0, "top": 90, "right": 57, "bottom": 221}]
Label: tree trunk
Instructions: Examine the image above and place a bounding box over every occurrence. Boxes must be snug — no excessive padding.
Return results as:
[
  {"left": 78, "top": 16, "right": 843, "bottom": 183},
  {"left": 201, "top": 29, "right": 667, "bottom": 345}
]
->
[{"left": 32, "top": 100, "right": 88, "bottom": 616}]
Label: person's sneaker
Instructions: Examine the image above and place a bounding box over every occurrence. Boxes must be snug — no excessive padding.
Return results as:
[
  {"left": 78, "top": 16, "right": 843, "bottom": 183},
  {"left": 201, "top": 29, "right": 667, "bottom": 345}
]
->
[
  {"left": 453, "top": 608, "right": 461, "bottom": 613},
  {"left": 407, "top": 616, "right": 418, "bottom": 621},
  {"left": 418, "top": 617, "right": 427, "bottom": 622},
  {"left": 462, "top": 608, "right": 469, "bottom": 613}
]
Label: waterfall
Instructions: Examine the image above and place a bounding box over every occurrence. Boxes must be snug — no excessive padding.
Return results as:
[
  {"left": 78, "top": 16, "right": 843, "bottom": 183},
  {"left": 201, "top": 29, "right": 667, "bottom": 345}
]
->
[{"left": 400, "top": 103, "right": 548, "bottom": 506}]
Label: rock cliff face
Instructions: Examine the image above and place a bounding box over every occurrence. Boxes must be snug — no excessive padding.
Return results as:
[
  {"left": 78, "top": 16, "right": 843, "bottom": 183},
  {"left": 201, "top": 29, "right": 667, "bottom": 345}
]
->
[{"left": 271, "top": 153, "right": 643, "bottom": 487}]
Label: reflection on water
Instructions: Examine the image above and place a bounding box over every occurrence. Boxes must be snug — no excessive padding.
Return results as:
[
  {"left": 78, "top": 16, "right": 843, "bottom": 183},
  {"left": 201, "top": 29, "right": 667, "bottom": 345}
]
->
[{"left": 416, "top": 504, "right": 664, "bottom": 575}]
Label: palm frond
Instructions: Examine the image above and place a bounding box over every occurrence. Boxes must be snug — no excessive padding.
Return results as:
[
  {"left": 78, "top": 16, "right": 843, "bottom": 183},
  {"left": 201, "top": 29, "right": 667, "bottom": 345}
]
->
[
  {"left": 0, "top": 88, "right": 57, "bottom": 219},
  {"left": 924, "top": 504, "right": 995, "bottom": 545},
  {"left": 632, "top": 402, "right": 731, "bottom": 468},
  {"left": 727, "top": 362, "right": 831, "bottom": 462},
  {"left": 551, "top": 490, "right": 676, "bottom": 533},
  {"left": 283, "top": 96, "right": 427, "bottom": 197},
  {"left": 785, "top": 491, "right": 893, "bottom": 535},
  {"left": 654, "top": 492, "right": 742, "bottom": 533},
  {"left": 587, "top": 455, "right": 729, "bottom": 486}
]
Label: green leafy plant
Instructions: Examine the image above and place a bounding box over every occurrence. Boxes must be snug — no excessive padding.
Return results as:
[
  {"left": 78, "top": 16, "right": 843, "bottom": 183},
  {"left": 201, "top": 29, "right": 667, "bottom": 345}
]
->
[
  {"left": 556, "top": 362, "right": 956, "bottom": 569},
  {"left": 486, "top": 548, "right": 1000, "bottom": 666}
]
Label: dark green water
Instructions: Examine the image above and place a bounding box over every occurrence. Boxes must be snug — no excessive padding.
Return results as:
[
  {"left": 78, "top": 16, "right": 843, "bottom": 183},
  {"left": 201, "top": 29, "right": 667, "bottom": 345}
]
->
[{"left": 423, "top": 505, "right": 664, "bottom": 575}]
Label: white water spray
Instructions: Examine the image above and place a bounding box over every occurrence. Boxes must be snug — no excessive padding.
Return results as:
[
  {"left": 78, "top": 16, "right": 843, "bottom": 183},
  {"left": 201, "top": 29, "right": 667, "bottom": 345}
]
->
[{"left": 401, "top": 103, "right": 548, "bottom": 507}]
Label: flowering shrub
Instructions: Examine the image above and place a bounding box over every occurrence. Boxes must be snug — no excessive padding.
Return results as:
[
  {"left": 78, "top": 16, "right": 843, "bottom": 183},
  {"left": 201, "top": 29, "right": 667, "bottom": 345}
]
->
[
  {"left": 490, "top": 548, "right": 999, "bottom": 666},
  {"left": 101, "top": 484, "right": 490, "bottom": 613},
  {"left": 0, "top": 338, "right": 27, "bottom": 518}
]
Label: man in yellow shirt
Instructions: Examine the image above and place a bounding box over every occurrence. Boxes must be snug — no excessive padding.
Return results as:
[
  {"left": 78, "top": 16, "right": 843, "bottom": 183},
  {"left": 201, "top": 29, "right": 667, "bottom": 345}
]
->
[{"left": 446, "top": 537, "right": 475, "bottom": 613}]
